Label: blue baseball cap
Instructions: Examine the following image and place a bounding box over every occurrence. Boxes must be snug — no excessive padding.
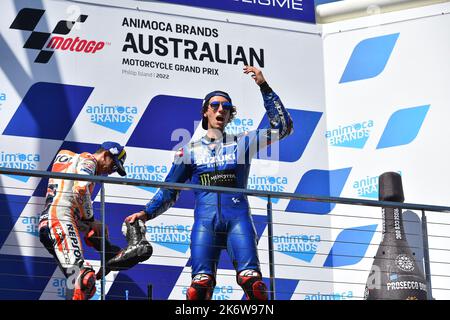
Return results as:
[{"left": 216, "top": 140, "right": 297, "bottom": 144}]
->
[{"left": 101, "top": 141, "right": 127, "bottom": 176}]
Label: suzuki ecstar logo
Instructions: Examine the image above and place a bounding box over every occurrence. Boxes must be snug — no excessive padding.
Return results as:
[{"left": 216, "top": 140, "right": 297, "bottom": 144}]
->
[{"left": 10, "top": 8, "right": 107, "bottom": 63}]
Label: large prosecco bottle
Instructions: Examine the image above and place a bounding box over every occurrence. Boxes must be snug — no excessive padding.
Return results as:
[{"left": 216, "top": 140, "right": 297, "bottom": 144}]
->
[{"left": 364, "top": 172, "right": 427, "bottom": 300}]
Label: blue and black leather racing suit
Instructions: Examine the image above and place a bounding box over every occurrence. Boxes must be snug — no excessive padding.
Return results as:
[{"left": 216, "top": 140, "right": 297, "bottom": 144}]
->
[{"left": 143, "top": 82, "right": 293, "bottom": 296}]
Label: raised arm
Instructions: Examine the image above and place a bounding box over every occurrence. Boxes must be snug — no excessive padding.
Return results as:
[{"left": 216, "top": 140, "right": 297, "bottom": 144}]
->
[{"left": 243, "top": 66, "right": 294, "bottom": 155}]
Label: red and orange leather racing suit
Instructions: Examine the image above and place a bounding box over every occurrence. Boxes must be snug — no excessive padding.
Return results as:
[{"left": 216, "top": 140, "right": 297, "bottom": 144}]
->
[{"left": 38, "top": 150, "right": 98, "bottom": 299}]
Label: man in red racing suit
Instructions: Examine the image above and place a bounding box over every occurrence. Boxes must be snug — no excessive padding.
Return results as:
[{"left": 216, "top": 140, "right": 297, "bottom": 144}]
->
[{"left": 38, "top": 141, "right": 127, "bottom": 300}]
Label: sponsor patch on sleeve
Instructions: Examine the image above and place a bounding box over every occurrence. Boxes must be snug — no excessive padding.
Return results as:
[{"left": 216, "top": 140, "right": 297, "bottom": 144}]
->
[{"left": 80, "top": 159, "right": 96, "bottom": 175}]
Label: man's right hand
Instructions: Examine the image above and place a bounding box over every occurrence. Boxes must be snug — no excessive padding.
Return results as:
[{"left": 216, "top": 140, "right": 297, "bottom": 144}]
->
[{"left": 125, "top": 210, "right": 148, "bottom": 223}]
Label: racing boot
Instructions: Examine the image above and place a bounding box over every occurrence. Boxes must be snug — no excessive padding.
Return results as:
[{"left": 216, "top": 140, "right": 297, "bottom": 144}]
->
[
  {"left": 106, "top": 220, "right": 153, "bottom": 271},
  {"left": 84, "top": 228, "right": 122, "bottom": 279},
  {"left": 72, "top": 265, "right": 97, "bottom": 300},
  {"left": 237, "top": 269, "right": 268, "bottom": 300}
]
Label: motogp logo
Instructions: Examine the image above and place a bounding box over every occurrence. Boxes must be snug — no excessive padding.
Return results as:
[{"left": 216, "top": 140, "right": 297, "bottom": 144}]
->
[{"left": 10, "top": 8, "right": 106, "bottom": 63}]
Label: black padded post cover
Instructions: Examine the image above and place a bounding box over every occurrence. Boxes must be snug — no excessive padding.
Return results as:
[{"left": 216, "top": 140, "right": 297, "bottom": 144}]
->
[{"left": 379, "top": 171, "right": 404, "bottom": 202}]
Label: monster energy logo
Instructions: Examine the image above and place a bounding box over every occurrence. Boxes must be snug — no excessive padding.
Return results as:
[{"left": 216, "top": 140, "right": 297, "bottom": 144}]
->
[
  {"left": 200, "top": 173, "right": 211, "bottom": 186},
  {"left": 199, "top": 170, "right": 236, "bottom": 187}
]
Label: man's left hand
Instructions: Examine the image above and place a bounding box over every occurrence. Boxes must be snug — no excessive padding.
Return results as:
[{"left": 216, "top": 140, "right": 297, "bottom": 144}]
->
[{"left": 243, "top": 65, "right": 266, "bottom": 85}]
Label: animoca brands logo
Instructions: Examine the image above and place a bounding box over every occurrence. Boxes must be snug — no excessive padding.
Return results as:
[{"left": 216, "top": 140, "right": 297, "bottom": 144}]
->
[{"left": 10, "top": 8, "right": 107, "bottom": 63}]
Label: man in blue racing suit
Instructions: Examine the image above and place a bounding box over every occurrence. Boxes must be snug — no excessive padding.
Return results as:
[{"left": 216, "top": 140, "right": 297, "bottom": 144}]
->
[{"left": 126, "top": 66, "right": 293, "bottom": 300}]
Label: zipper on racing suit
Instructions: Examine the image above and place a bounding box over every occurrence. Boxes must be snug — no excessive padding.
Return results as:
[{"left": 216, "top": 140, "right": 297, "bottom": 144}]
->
[{"left": 211, "top": 147, "right": 223, "bottom": 223}]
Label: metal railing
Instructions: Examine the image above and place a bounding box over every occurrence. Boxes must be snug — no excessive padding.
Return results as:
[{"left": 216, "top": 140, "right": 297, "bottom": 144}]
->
[{"left": 1, "top": 167, "right": 450, "bottom": 300}]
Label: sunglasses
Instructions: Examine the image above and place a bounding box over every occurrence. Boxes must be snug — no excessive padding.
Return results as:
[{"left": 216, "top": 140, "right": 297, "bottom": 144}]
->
[{"left": 209, "top": 101, "right": 233, "bottom": 111}]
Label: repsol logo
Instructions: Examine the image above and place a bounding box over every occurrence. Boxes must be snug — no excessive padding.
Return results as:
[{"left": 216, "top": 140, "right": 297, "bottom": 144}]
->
[
  {"left": 386, "top": 281, "right": 427, "bottom": 291},
  {"left": 247, "top": 174, "right": 288, "bottom": 192},
  {"left": 274, "top": 233, "right": 320, "bottom": 262},
  {"left": 353, "top": 171, "right": 402, "bottom": 199},
  {"left": 304, "top": 291, "right": 353, "bottom": 300},
  {"left": 10, "top": 8, "right": 108, "bottom": 63},
  {"left": 234, "top": 0, "right": 304, "bottom": 11},
  {"left": 225, "top": 118, "right": 255, "bottom": 135},
  {"left": 326, "top": 120, "right": 373, "bottom": 149},
  {"left": 55, "top": 154, "right": 73, "bottom": 163},
  {"left": 21, "top": 215, "right": 39, "bottom": 237},
  {"left": 125, "top": 163, "right": 168, "bottom": 181},
  {"left": 67, "top": 224, "right": 81, "bottom": 258},
  {"left": 146, "top": 223, "right": 191, "bottom": 253},
  {"left": 86, "top": 104, "right": 138, "bottom": 133}
]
